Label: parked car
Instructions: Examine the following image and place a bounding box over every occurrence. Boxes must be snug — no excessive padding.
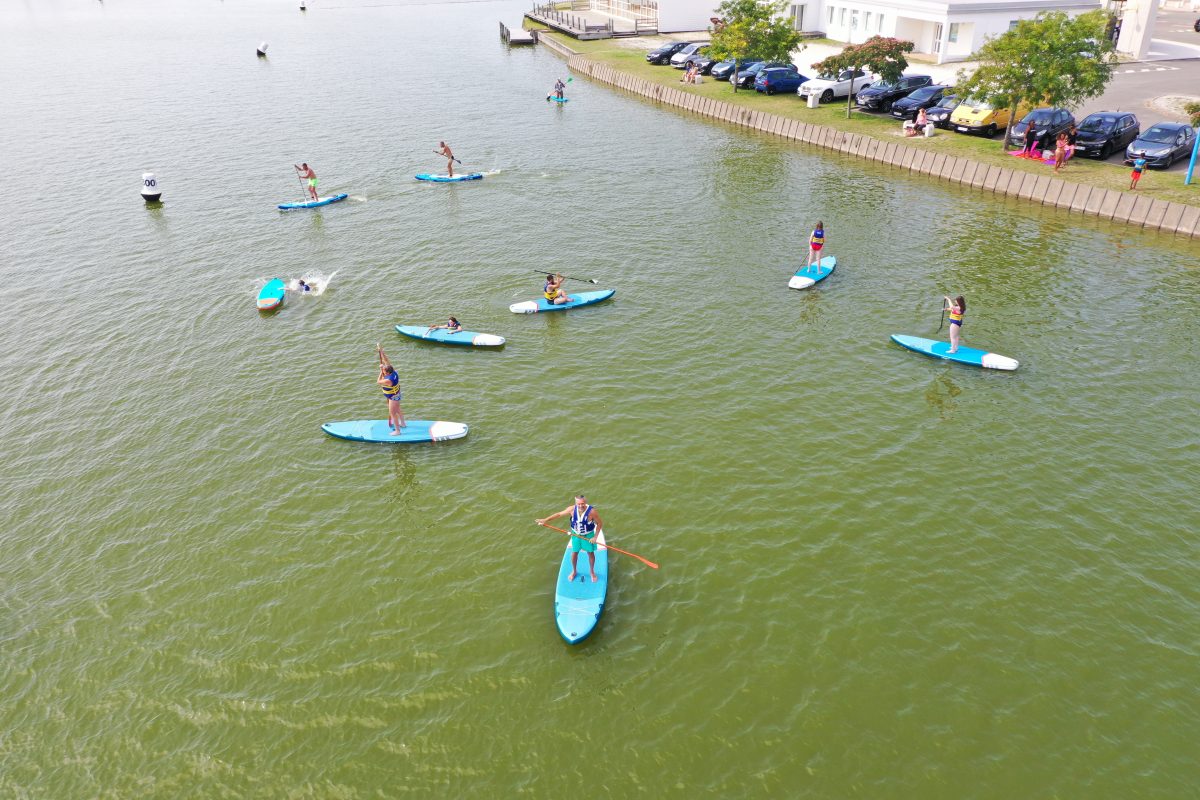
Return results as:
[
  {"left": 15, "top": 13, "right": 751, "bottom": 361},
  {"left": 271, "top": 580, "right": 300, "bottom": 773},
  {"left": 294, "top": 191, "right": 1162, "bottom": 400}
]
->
[
  {"left": 1072, "top": 112, "right": 1140, "bottom": 159},
  {"left": 797, "top": 69, "right": 872, "bottom": 103},
  {"left": 670, "top": 43, "right": 709, "bottom": 68},
  {"left": 710, "top": 57, "right": 760, "bottom": 81},
  {"left": 646, "top": 41, "right": 692, "bottom": 65},
  {"left": 856, "top": 74, "right": 933, "bottom": 112},
  {"left": 1007, "top": 107, "right": 1076, "bottom": 150},
  {"left": 924, "top": 93, "right": 959, "bottom": 128},
  {"left": 732, "top": 61, "right": 795, "bottom": 88},
  {"left": 687, "top": 53, "right": 719, "bottom": 74},
  {"left": 890, "top": 84, "right": 950, "bottom": 121},
  {"left": 1194, "top": 17, "right": 1200, "bottom": 32},
  {"left": 949, "top": 98, "right": 1025, "bottom": 137},
  {"left": 1125, "top": 122, "right": 1197, "bottom": 167},
  {"left": 754, "top": 67, "right": 809, "bottom": 95}
]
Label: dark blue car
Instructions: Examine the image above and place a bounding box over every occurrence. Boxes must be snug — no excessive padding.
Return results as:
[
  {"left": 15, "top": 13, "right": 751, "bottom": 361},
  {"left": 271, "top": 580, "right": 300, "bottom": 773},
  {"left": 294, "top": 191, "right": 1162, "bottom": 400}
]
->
[{"left": 754, "top": 67, "right": 808, "bottom": 95}]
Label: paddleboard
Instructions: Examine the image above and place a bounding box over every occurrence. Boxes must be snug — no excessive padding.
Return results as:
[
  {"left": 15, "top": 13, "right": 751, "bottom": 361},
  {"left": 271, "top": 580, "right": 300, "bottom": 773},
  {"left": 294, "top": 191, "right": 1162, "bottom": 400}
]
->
[
  {"left": 890, "top": 334, "right": 1019, "bottom": 371},
  {"left": 509, "top": 289, "right": 615, "bottom": 314},
  {"left": 547, "top": 96, "right": 569, "bottom": 103},
  {"left": 415, "top": 173, "right": 483, "bottom": 182},
  {"left": 554, "top": 529, "right": 608, "bottom": 644},
  {"left": 788, "top": 255, "right": 836, "bottom": 289},
  {"left": 277, "top": 193, "right": 348, "bottom": 210},
  {"left": 320, "top": 419, "right": 469, "bottom": 443},
  {"left": 256, "top": 278, "right": 286, "bottom": 311},
  {"left": 395, "top": 325, "right": 505, "bottom": 347}
]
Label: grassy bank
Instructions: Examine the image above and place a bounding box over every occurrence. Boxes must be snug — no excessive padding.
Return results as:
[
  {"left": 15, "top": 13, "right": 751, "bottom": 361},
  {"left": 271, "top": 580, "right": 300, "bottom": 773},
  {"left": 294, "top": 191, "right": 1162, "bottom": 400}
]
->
[{"left": 550, "top": 33, "right": 1200, "bottom": 209}]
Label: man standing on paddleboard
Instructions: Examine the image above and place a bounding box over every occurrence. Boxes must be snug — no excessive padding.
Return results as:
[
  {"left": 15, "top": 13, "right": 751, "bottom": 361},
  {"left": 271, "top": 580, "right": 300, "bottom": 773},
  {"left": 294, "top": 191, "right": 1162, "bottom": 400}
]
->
[
  {"left": 436, "top": 141, "right": 455, "bottom": 178},
  {"left": 295, "top": 163, "right": 318, "bottom": 200},
  {"left": 538, "top": 496, "right": 602, "bottom": 583},
  {"left": 554, "top": 78, "right": 566, "bottom": 100},
  {"left": 376, "top": 345, "right": 406, "bottom": 434}
]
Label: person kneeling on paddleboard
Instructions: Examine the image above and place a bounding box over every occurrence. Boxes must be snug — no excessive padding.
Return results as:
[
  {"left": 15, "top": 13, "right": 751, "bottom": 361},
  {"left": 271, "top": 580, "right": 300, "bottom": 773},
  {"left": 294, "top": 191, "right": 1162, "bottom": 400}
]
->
[
  {"left": 943, "top": 295, "right": 966, "bottom": 354},
  {"left": 295, "top": 163, "right": 318, "bottom": 200},
  {"left": 543, "top": 273, "right": 569, "bottom": 305},
  {"left": 427, "top": 316, "right": 462, "bottom": 335},
  {"left": 376, "top": 345, "right": 406, "bottom": 434},
  {"left": 538, "top": 496, "right": 603, "bottom": 583}
]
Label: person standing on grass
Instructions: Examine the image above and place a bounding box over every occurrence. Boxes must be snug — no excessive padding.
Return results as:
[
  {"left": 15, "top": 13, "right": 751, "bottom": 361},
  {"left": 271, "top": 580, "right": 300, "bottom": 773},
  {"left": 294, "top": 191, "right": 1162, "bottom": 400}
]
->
[
  {"left": 1129, "top": 155, "right": 1147, "bottom": 190},
  {"left": 1053, "top": 131, "right": 1068, "bottom": 173}
]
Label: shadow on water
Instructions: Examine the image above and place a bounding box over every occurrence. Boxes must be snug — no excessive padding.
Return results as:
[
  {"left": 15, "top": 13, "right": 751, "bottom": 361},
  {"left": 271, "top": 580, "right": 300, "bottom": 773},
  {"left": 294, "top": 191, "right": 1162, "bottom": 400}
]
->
[
  {"left": 386, "top": 447, "right": 420, "bottom": 506},
  {"left": 923, "top": 370, "right": 963, "bottom": 419}
]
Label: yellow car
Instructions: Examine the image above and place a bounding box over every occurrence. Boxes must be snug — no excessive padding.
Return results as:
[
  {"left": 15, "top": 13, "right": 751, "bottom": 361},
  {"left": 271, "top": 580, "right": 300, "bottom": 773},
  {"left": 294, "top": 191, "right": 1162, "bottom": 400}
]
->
[{"left": 949, "top": 99, "right": 1029, "bottom": 137}]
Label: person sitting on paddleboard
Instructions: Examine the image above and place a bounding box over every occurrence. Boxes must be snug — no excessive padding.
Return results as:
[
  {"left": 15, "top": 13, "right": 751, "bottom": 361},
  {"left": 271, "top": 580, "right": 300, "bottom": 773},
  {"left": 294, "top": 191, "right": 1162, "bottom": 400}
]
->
[
  {"left": 537, "top": 495, "right": 603, "bottom": 583},
  {"left": 543, "top": 273, "right": 569, "bottom": 305},
  {"left": 554, "top": 78, "right": 565, "bottom": 99},
  {"left": 436, "top": 141, "right": 455, "bottom": 178},
  {"left": 805, "top": 221, "right": 824, "bottom": 272},
  {"left": 295, "top": 163, "right": 318, "bottom": 200},
  {"left": 376, "top": 345, "right": 406, "bottom": 434},
  {"left": 427, "top": 316, "right": 462, "bottom": 335},
  {"left": 944, "top": 295, "right": 966, "bottom": 354}
]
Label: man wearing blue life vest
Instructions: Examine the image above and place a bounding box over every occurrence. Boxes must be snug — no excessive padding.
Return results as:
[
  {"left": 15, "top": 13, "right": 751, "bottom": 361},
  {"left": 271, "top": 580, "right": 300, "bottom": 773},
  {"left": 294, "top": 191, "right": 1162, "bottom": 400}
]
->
[
  {"left": 538, "top": 496, "right": 603, "bottom": 583},
  {"left": 375, "top": 344, "right": 406, "bottom": 434}
]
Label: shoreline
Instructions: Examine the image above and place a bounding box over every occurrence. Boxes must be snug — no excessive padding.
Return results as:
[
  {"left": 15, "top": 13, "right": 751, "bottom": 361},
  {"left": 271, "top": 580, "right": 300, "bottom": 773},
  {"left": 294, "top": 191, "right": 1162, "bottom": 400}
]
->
[{"left": 536, "top": 33, "right": 1200, "bottom": 240}]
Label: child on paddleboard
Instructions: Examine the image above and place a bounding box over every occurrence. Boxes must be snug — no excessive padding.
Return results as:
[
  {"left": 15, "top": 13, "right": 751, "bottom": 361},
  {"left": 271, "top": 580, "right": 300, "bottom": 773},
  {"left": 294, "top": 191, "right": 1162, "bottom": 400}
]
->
[
  {"left": 944, "top": 295, "right": 966, "bottom": 354},
  {"left": 537, "top": 495, "right": 603, "bottom": 583},
  {"left": 805, "top": 221, "right": 825, "bottom": 272},
  {"left": 543, "top": 273, "right": 569, "bottom": 305},
  {"left": 376, "top": 345, "right": 406, "bottom": 434},
  {"left": 427, "top": 316, "right": 462, "bottom": 335}
]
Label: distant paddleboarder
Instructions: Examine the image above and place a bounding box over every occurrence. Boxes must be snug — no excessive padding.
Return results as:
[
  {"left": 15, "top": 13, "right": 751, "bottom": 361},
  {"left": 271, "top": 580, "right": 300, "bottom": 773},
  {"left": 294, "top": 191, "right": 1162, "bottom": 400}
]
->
[
  {"left": 943, "top": 295, "right": 966, "bottom": 354},
  {"left": 295, "top": 163, "right": 318, "bottom": 200},
  {"left": 805, "top": 221, "right": 825, "bottom": 271},
  {"left": 543, "top": 273, "right": 569, "bottom": 305},
  {"left": 538, "top": 495, "right": 603, "bottom": 583},
  {"left": 426, "top": 316, "right": 462, "bottom": 335},
  {"left": 436, "top": 141, "right": 455, "bottom": 178},
  {"left": 553, "top": 78, "right": 566, "bottom": 100},
  {"left": 376, "top": 345, "right": 406, "bottom": 434}
]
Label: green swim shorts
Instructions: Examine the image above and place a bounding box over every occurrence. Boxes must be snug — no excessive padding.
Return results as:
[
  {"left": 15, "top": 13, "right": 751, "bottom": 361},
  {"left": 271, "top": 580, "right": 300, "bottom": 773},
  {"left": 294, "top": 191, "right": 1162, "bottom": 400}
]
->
[
  {"left": 308, "top": 177, "right": 318, "bottom": 188},
  {"left": 571, "top": 533, "right": 596, "bottom": 553}
]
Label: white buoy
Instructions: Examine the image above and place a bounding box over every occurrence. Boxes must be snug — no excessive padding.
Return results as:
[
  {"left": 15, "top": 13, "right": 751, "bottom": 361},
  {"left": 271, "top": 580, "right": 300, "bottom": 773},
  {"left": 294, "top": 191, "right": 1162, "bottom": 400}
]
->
[
  {"left": 256, "top": 41, "right": 268, "bottom": 57},
  {"left": 140, "top": 172, "right": 162, "bottom": 203}
]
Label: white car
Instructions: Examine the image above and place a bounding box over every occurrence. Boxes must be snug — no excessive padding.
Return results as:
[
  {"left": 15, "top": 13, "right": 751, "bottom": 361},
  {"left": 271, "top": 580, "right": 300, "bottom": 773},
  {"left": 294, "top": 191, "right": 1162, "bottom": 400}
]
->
[
  {"left": 798, "top": 69, "right": 872, "bottom": 103},
  {"left": 669, "top": 43, "right": 709, "bottom": 68}
]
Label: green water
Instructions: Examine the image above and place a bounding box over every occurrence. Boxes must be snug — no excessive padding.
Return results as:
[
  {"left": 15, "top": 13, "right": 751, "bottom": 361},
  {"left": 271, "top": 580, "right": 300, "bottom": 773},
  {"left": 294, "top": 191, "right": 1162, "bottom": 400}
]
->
[{"left": 2, "top": 1, "right": 1198, "bottom": 797}]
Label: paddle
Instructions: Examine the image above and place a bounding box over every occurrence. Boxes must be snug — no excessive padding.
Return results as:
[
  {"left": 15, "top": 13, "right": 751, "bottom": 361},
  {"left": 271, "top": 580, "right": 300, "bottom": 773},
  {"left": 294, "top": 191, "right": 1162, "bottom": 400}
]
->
[
  {"left": 294, "top": 167, "right": 309, "bottom": 202},
  {"left": 537, "top": 522, "right": 659, "bottom": 570},
  {"left": 937, "top": 298, "right": 947, "bottom": 333},
  {"left": 530, "top": 270, "right": 598, "bottom": 284}
]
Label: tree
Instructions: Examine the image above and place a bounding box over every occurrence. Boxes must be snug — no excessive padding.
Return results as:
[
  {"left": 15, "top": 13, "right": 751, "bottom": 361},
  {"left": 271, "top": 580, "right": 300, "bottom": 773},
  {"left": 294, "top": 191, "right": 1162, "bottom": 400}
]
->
[
  {"left": 813, "top": 36, "right": 914, "bottom": 118},
  {"left": 954, "top": 10, "right": 1116, "bottom": 148},
  {"left": 708, "top": 0, "right": 804, "bottom": 93}
]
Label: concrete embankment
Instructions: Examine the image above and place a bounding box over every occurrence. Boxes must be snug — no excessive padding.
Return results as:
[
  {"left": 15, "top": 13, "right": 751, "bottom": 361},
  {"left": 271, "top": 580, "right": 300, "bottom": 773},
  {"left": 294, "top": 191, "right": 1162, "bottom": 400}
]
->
[{"left": 537, "top": 34, "right": 1200, "bottom": 240}]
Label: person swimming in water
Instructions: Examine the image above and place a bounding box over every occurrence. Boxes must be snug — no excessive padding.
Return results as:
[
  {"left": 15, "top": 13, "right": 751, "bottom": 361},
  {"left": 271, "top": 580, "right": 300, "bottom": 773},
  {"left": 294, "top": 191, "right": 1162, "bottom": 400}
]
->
[
  {"left": 543, "top": 273, "right": 569, "bottom": 305},
  {"left": 426, "top": 316, "right": 462, "bottom": 335},
  {"left": 297, "top": 280, "right": 312, "bottom": 293},
  {"left": 944, "top": 295, "right": 966, "bottom": 354}
]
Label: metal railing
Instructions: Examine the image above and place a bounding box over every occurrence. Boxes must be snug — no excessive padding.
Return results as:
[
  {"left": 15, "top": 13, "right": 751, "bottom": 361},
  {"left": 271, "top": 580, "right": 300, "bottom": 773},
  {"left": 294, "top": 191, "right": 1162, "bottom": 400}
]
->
[{"left": 530, "top": 2, "right": 613, "bottom": 35}]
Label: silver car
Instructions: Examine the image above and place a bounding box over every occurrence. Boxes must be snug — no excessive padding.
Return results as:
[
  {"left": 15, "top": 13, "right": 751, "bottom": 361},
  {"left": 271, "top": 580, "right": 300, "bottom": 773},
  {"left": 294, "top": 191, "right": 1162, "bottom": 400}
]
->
[{"left": 670, "top": 43, "right": 709, "bottom": 68}]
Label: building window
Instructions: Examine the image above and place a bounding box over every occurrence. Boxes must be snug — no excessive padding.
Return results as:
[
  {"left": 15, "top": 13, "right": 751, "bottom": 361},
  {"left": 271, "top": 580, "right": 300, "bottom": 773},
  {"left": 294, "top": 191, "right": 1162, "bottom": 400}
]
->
[
  {"left": 839, "top": 7, "right": 846, "bottom": 26},
  {"left": 828, "top": 6, "right": 834, "bottom": 25},
  {"left": 790, "top": 4, "right": 805, "bottom": 30},
  {"left": 864, "top": 11, "right": 872, "bottom": 29},
  {"left": 948, "top": 22, "right": 959, "bottom": 42},
  {"left": 1008, "top": 20, "right": 1019, "bottom": 30},
  {"left": 851, "top": 9, "right": 859, "bottom": 29},
  {"left": 877, "top": 13, "right": 884, "bottom": 32}
]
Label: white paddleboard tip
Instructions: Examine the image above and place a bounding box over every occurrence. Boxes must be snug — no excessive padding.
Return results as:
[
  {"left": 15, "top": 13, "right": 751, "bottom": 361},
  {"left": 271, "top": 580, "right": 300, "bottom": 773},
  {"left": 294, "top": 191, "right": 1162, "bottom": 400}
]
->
[
  {"left": 429, "top": 421, "right": 469, "bottom": 441},
  {"left": 509, "top": 302, "right": 538, "bottom": 314},
  {"left": 473, "top": 334, "right": 506, "bottom": 346},
  {"left": 788, "top": 276, "right": 815, "bottom": 289},
  {"left": 982, "top": 354, "right": 1020, "bottom": 370}
]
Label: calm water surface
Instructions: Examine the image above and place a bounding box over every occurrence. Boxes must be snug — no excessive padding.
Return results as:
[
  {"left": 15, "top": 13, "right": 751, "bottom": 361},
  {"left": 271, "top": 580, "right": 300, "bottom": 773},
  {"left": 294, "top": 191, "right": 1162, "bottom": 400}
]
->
[{"left": 2, "top": 1, "right": 1198, "bottom": 797}]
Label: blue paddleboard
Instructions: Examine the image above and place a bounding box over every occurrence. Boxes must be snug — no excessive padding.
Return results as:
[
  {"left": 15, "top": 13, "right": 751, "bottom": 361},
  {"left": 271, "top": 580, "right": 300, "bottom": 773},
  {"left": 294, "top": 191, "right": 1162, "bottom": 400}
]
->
[
  {"left": 788, "top": 255, "right": 836, "bottom": 289},
  {"left": 554, "top": 529, "right": 608, "bottom": 644},
  {"left": 547, "top": 96, "right": 569, "bottom": 103},
  {"left": 256, "top": 278, "right": 286, "bottom": 311},
  {"left": 277, "top": 193, "right": 348, "bottom": 210},
  {"left": 509, "top": 289, "right": 615, "bottom": 314},
  {"left": 321, "top": 419, "right": 469, "bottom": 443},
  {"left": 395, "top": 325, "right": 505, "bottom": 347},
  {"left": 415, "top": 173, "right": 483, "bottom": 182},
  {"left": 890, "top": 334, "right": 1019, "bottom": 371}
]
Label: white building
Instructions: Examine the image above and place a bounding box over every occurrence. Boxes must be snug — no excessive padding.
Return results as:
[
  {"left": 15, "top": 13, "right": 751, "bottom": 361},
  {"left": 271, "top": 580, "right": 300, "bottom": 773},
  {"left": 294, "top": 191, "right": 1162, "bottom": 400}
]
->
[
  {"left": 633, "top": 0, "right": 1104, "bottom": 63},
  {"left": 807, "top": 0, "right": 1104, "bottom": 63}
]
